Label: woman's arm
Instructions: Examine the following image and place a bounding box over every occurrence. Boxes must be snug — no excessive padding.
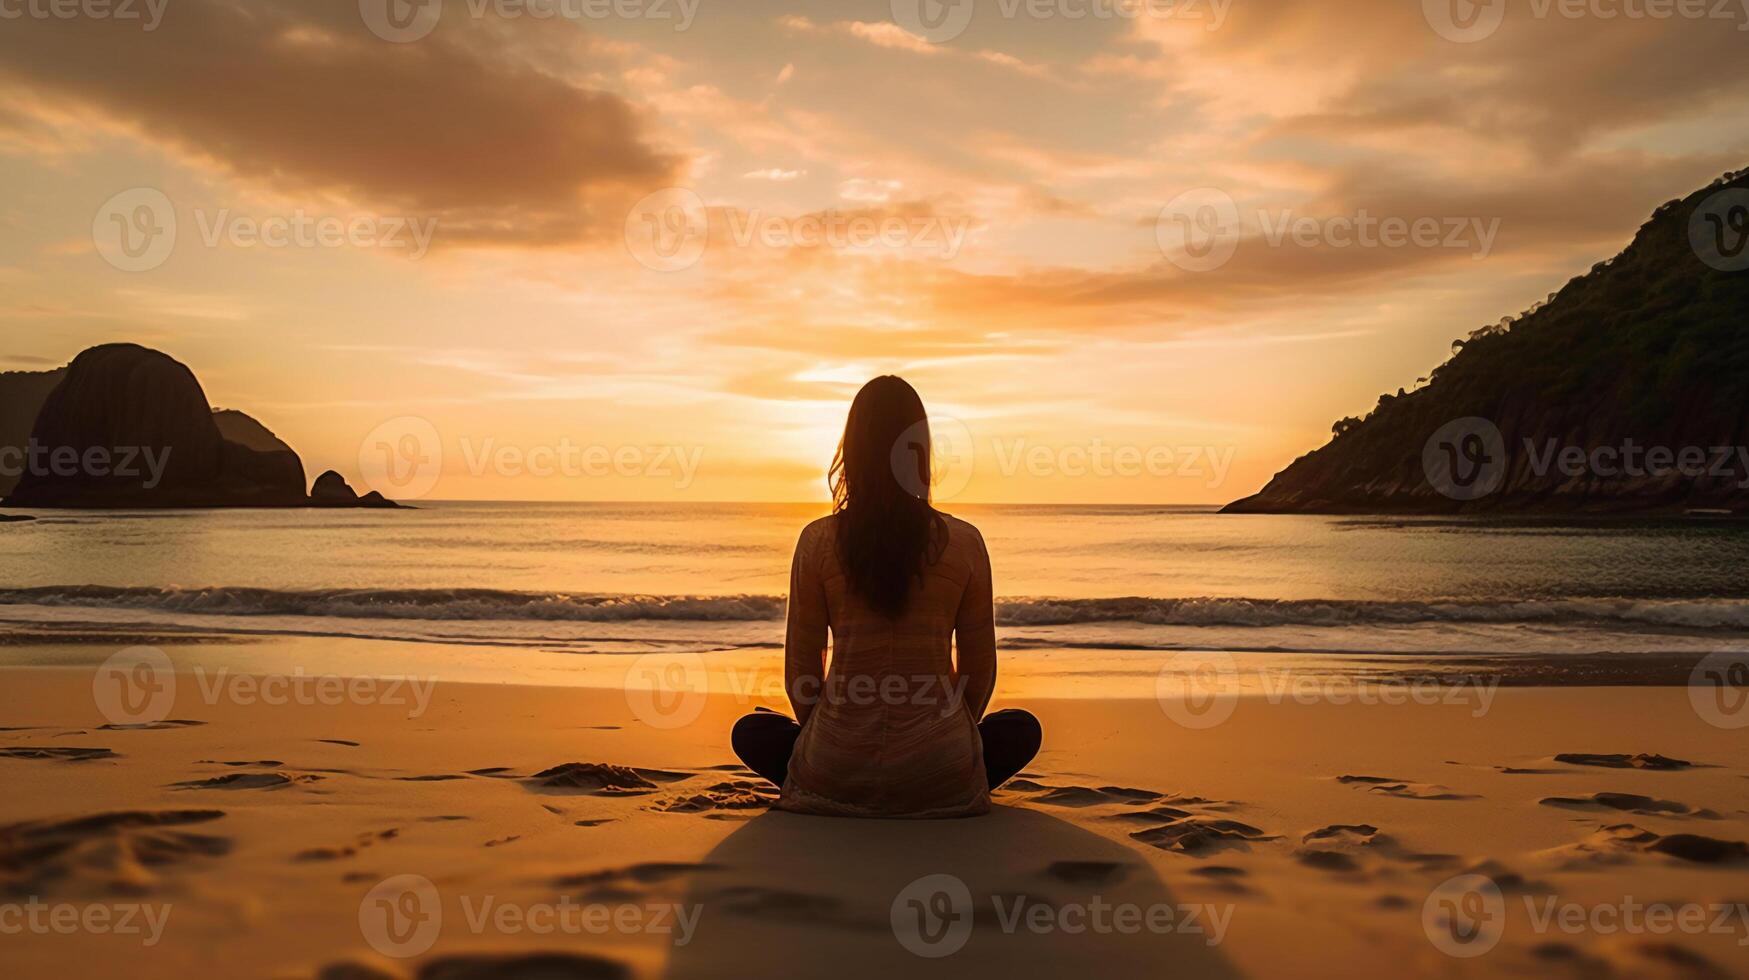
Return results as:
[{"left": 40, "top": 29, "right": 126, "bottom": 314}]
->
[
  {"left": 784, "top": 523, "right": 829, "bottom": 727},
  {"left": 955, "top": 528, "right": 997, "bottom": 720}
]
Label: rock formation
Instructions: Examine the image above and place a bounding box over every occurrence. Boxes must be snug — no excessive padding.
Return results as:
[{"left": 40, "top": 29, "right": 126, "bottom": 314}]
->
[
  {"left": 1225, "top": 168, "right": 1749, "bottom": 515},
  {"left": 2, "top": 344, "right": 396, "bottom": 509}
]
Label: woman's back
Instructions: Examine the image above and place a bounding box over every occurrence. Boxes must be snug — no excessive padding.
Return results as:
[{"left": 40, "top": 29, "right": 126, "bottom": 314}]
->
[{"left": 779, "top": 511, "right": 997, "bottom": 818}]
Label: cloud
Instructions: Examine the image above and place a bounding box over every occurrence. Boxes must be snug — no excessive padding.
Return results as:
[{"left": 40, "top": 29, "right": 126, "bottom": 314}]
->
[{"left": 0, "top": 0, "right": 679, "bottom": 246}]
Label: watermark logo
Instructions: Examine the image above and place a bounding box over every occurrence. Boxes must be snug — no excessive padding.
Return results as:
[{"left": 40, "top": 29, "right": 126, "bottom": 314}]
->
[
  {"left": 890, "top": 0, "right": 976, "bottom": 41},
  {"left": 1422, "top": 0, "right": 1506, "bottom": 41},
  {"left": 92, "top": 646, "right": 175, "bottom": 727},
  {"left": 93, "top": 188, "right": 176, "bottom": 273},
  {"left": 890, "top": 414, "right": 977, "bottom": 503},
  {"left": 359, "top": 0, "right": 442, "bottom": 41},
  {"left": 1154, "top": 651, "right": 1240, "bottom": 729},
  {"left": 623, "top": 652, "right": 710, "bottom": 729},
  {"left": 360, "top": 874, "right": 443, "bottom": 958},
  {"left": 1157, "top": 188, "right": 1241, "bottom": 273},
  {"left": 1423, "top": 873, "right": 1506, "bottom": 957},
  {"left": 1422, "top": 417, "right": 1506, "bottom": 501},
  {"left": 892, "top": 873, "right": 975, "bottom": 957},
  {"left": 1690, "top": 650, "right": 1749, "bottom": 729},
  {"left": 1689, "top": 188, "right": 1749, "bottom": 273},
  {"left": 625, "top": 187, "right": 709, "bottom": 272},
  {"left": 358, "top": 416, "right": 444, "bottom": 500}
]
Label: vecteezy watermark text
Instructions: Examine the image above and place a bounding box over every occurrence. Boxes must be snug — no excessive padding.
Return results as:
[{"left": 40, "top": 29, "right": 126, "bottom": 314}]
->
[
  {"left": 93, "top": 188, "right": 440, "bottom": 272},
  {"left": 0, "top": 442, "right": 171, "bottom": 489},
  {"left": 1424, "top": 873, "right": 1749, "bottom": 958},
  {"left": 1422, "top": 417, "right": 1749, "bottom": 501},
  {"left": 890, "top": 873, "right": 1232, "bottom": 957},
  {"left": 457, "top": 437, "right": 703, "bottom": 486},
  {"left": 0, "top": 899, "right": 172, "bottom": 947},
  {"left": 360, "top": 0, "right": 699, "bottom": 42},
  {"left": 93, "top": 647, "right": 439, "bottom": 727},
  {"left": 624, "top": 188, "right": 973, "bottom": 272},
  {"left": 1157, "top": 189, "right": 1501, "bottom": 272},
  {"left": 1156, "top": 653, "right": 1502, "bottom": 729},
  {"left": 623, "top": 653, "right": 972, "bottom": 730},
  {"left": 1423, "top": 0, "right": 1749, "bottom": 43},
  {"left": 890, "top": 0, "right": 1229, "bottom": 44},
  {"left": 358, "top": 874, "right": 700, "bottom": 959},
  {"left": 0, "top": 0, "right": 167, "bottom": 29}
]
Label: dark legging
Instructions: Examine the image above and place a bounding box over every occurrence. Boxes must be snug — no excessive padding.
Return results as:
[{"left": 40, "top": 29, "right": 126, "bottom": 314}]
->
[{"left": 731, "top": 707, "right": 1041, "bottom": 791}]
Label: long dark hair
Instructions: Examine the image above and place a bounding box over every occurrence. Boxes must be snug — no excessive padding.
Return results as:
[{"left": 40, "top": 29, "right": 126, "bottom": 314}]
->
[{"left": 829, "top": 376, "right": 949, "bottom": 617}]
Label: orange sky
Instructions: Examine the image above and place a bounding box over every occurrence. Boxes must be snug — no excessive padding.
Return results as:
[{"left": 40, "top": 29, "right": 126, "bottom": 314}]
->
[{"left": 2, "top": 0, "right": 1745, "bottom": 503}]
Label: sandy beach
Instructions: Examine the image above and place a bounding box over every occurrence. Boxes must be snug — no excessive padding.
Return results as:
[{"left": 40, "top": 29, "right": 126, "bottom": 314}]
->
[{"left": 3, "top": 633, "right": 1745, "bottom": 979}]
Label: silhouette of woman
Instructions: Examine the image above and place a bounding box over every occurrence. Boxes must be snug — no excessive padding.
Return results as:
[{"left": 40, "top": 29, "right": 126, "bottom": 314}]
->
[{"left": 731, "top": 376, "right": 1041, "bottom": 817}]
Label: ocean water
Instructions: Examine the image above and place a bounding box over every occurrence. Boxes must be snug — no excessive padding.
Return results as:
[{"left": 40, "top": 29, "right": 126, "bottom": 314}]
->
[{"left": 3, "top": 502, "right": 1749, "bottom": 659}]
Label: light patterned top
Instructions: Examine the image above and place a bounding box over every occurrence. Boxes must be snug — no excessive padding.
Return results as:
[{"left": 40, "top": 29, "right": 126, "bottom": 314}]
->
[{"left": 778, "top": 512, "right": 998, "bottom": 818}]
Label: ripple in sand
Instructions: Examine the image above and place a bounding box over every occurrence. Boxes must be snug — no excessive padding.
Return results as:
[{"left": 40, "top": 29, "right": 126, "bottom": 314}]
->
[{"left": 97, "top": 719, "right": 205, "bottom": 731}]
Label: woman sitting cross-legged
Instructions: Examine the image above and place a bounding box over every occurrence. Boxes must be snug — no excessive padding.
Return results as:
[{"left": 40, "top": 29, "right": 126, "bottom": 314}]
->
[{"left": 730, "top": 376, "right": 1041, "bottom": 818}]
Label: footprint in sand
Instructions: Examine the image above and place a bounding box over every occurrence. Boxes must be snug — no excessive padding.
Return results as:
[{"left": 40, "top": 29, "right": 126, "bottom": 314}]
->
[
  {"left": 171, "top": 771, "right": 324, "bottom": 790},
  {"left": 0, "top": 746, "right": 118, "bottom": 761},
  {"left": 526, "top": 762, "right": 697, "bottom": 795},
  {"left": 1008, "top": 782, "right": 1166, "bottom": 808},
  {"left": 553, "top": 862, "right": 721, "bottom": 903},
  {"left": 647, "top": 780, "right": 779, "bottom": 817},
  {"left": 1129, "top": 817, "right": 1279, "bottom": 855},
  {"left": 294, "top": 828, "right": 399, "bottom": 862},
  {"left": 0, "top": 809, "right": 229, "bottom": 895},
  {"left": 701, "top": 884, "right": 848, "bottom": 925},
  {"left": 1336, "top": 774, "right": 1477, "bottom": 801},
  {"left": 1186, "top": 865, "right": 1252, "bottom": 894},
  {"left": 1042, "top": 860, "right": 1137, "bottom": 886},
  {"left": 318, "top": 951, "right": 631, "bottom": 980},
  {"left": 1296, "top": 824, "right": 1461, "bottom": 875},
  {"left": 1553, "top": 752, "right": 1694, "bottom": 770},
  {"left": 1540, "top": 792, "right": 1718, "bottom": 818}
]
